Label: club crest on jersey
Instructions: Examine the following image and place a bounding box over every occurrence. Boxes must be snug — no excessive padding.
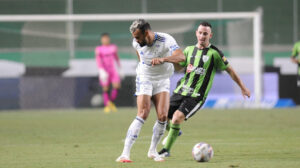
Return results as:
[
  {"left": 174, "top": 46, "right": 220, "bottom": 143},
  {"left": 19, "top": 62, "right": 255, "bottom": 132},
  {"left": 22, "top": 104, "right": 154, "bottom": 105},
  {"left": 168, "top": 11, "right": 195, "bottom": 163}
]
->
[
  {"left": 187, "top": 64, "right": 195, "bottom": 73},
  {"left": 202, "top": 55, "right": 209, "bottom": 62}
]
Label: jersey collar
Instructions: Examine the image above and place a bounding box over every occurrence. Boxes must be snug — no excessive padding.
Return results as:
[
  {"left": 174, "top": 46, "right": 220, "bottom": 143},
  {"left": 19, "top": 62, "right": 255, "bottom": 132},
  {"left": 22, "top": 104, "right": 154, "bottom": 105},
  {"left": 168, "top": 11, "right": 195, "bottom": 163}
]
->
[
  {"left": 148, "top": 33, "right": 158, "bottom": 47},
  {"left": 195, "top": 43, "right": 211, "bottom": 49}
]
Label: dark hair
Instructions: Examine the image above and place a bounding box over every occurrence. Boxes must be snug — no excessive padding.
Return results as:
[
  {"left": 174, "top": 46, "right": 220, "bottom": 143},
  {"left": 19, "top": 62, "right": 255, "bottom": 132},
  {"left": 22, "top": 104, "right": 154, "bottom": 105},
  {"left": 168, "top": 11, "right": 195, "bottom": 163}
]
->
[
  {"left": 199, "top": 21, "right": 212, "bottom": 28},
  {"left": 129, "top": 19, "right": 151, "bottom": 34},
  {"left": 101, "top": 32, "right": 110, "bottom": 37}
]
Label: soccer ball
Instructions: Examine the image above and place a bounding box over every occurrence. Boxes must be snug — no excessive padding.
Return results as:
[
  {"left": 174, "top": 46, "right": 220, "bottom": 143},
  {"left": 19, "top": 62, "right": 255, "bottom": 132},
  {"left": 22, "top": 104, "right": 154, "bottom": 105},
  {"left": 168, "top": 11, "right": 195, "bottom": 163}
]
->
[
  {"left": 90, "top": 94, "right": 102, "bottom": 107},
  {"left": 192, "top": 142, "right": 214, "bottom": 162}
]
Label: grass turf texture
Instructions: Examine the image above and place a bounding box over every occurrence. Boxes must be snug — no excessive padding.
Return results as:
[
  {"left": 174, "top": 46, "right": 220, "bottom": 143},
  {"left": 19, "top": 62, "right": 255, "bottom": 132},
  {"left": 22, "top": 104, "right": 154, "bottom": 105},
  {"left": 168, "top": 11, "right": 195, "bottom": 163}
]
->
[{"left": 0, "top": 108, "right": 300, "bottom": 168}]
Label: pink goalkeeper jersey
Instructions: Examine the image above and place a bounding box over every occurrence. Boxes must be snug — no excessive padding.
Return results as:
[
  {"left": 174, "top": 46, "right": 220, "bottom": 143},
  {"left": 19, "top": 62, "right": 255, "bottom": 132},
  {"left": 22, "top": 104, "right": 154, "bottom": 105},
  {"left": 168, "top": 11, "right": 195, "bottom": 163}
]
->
[{"left": 95, "top": 44, "right": 119, "bottom": 72}]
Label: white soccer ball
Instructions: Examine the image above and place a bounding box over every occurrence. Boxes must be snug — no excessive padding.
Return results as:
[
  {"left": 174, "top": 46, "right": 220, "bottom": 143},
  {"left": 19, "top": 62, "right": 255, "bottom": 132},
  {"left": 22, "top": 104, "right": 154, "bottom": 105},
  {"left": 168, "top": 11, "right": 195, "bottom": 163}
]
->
[
  {"left": 192, "top": 142, "right": 214, "bottom": 162},
  {"left": 90, "top": 94, "right": 102, "bottom": 107}
]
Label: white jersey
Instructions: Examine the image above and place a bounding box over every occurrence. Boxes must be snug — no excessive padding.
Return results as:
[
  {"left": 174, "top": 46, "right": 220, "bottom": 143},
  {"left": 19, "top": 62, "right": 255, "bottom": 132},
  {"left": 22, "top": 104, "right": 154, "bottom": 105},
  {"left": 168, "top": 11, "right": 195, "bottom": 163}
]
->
[{"left": 132, "top": 32, "right": 180, "bottom": 80}]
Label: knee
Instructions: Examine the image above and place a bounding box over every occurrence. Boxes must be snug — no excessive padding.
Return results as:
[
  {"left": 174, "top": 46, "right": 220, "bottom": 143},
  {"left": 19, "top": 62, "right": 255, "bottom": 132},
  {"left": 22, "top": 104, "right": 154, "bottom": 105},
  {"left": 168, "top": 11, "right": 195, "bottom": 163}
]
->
[
  {"left": 138, "top": 107, "right": 151, "bottom": 121},
  {"left": 113, "top": 83, "right": 120, "bottom": 89},
  {"left": 102, "top": 86, "right": 109, "bottom": 92},
  {"left": 156, "top": 107, "right": 168, "bottom": 122},
  {"left": 172, "top": 111, "right": 185, "bottom": 124},
  {"left": 157, "top": 113, "right": 167, "bottom": 122}
]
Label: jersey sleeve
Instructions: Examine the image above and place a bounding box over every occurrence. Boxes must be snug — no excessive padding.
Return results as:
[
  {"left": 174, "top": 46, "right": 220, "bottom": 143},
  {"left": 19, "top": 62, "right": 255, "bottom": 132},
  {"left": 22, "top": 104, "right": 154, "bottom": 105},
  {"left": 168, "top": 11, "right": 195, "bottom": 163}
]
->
[
  {"left": 165, "top": 34, "right": 180, "bottom": 56},
  {"left": 292, "top": 42, "right": 299, "bottom": 57},
  {"left": 95, "top": 47, "right": 104, "bottom": 69},
  {"left": 132, "top": 39, "right": 139, "bottom": 50},
  {"left": 213, "top": 49, "right": 229, "bottom": 71},
  {"left": 113, "top": 45, "right": 121, "bottom": 66}
]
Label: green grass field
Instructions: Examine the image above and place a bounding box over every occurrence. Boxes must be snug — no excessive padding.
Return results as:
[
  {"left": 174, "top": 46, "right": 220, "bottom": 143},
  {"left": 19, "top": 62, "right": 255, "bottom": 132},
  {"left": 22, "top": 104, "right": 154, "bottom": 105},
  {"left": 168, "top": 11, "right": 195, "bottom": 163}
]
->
[{"left": 1, "top": 108, "right": 300, "bottom": 168}]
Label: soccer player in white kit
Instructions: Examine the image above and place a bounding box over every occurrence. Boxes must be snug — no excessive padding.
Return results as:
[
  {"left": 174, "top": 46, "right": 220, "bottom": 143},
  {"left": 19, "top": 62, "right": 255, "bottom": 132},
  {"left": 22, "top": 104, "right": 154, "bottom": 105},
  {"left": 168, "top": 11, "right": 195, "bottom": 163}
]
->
[{"left": 116, "top": 19, "right": 185, "bottom": 162}]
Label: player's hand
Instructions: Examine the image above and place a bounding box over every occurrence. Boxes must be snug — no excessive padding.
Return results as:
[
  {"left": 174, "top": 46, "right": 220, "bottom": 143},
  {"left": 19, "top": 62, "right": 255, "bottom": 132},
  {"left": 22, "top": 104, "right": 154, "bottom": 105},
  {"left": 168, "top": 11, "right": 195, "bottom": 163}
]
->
[
  {"left": 151, "top": 57, "right": 164, "bottom": 66},
  {"left": 241, "top": 87, "right": 251, "bottom": 99},
  {"left": 98, "top": 69, "right": 108, "bottom": 82}
]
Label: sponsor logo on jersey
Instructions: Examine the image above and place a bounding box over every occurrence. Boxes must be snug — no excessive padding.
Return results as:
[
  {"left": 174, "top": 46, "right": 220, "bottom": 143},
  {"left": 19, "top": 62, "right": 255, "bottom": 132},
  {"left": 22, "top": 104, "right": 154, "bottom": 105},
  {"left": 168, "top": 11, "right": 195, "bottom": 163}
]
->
[
  {"left": 194, "top": 67, "right": 205, "bottom": 75},
  {"left": 187, "top": 64, "right": 195, "bottom": 73},
  {"left": 186, "top": 64, "right": 205, "bottom": 75},
  {"left": 182, "top": 85, "right": 194, "bottom": 94}
]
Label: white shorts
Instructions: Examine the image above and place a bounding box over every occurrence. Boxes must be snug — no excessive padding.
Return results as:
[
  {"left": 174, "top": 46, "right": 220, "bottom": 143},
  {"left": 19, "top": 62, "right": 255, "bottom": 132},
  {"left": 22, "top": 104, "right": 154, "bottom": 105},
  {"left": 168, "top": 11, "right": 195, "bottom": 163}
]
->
[{"left": 135, "top": 77, "right": 170, "bottom": 96}]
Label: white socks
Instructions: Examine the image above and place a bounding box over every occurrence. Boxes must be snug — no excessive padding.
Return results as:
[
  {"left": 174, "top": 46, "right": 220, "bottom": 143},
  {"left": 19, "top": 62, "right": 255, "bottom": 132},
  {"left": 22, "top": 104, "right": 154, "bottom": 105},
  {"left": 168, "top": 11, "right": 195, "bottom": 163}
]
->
[
  {"left": 149, "top": 120, "right": 167, "bottom": 153},
  {"left": 121, "top": 116, "right": 144, "bottom": 157}
]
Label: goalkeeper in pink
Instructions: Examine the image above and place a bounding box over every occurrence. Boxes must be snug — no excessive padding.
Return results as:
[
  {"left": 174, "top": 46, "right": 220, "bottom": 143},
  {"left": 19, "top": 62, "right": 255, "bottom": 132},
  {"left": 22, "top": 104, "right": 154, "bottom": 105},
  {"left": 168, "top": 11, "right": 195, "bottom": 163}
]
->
[{"left": 95, "top": 33, "right": 121, "bottom": 113}]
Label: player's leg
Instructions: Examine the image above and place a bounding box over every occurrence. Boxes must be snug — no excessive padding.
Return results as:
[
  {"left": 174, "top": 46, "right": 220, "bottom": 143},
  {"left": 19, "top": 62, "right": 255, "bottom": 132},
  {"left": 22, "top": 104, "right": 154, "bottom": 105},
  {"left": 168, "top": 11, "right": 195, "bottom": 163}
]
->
[
  {"left": 159, "top": 97, "right": 205, "bottom": 157},
  {"left": 109, "top": 82, "right": 120, "bottom": 112},
  {"left": 159, "top": 109, "right": 185, "bottom": 157},
  {"left": 116, "top": 77, "right": 153, "bottom": 162},
  {"left": 111, "top": 82, "right": 120, "bottom": 101},
  {"left": 147, "top": 91, "right": 169, "bottom": 159},
  {"left": 109, "top": 69, "right": 121, "bottom": 111},
  {"left": 116, "top": 95, "right": 152, "bottom": 162},
  {"left": 98, "top": 69, "right": 111, "bottom": 113},
  {"left": 161, "top": 94, "right": 184, "bottom": 145}
]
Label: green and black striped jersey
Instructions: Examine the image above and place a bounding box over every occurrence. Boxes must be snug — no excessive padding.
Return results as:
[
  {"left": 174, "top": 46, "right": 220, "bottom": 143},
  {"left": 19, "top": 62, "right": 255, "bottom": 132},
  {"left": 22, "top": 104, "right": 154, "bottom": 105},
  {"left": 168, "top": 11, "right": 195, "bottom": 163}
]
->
[{"left": 174, "top": 44, "right": 229, "bottom": 100}]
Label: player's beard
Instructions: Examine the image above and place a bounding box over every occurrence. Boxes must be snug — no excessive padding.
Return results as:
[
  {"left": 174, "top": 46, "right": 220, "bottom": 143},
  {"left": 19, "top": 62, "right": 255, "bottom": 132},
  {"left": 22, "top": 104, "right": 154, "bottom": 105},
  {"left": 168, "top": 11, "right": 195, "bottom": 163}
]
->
[{"left": 138, "top": 40, "right": 147, "bottom": 47}]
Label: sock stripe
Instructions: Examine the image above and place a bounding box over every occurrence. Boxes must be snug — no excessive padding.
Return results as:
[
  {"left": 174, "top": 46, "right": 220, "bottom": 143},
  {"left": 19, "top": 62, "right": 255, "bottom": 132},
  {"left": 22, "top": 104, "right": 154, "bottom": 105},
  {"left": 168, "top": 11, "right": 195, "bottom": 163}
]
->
[
  {"left": 157, "top": 120, "right": 167, "bottom": 125},
  {"left": 135, "top": 116, "right": 145, "bottom": 124},
  {"left": 170, "top": 127, "right": 180, "bottom": 130}
]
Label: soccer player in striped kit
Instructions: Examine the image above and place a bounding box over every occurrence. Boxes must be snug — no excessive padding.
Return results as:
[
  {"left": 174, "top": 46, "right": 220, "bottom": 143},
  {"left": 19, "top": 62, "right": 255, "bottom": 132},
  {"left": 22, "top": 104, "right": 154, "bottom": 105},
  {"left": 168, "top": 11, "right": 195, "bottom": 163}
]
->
[
  {"left": 95, "top": 33, "right": 121, "bottom": 113},
  {"left": 152, "top": 21, "right": 251, "bottom": 158}
]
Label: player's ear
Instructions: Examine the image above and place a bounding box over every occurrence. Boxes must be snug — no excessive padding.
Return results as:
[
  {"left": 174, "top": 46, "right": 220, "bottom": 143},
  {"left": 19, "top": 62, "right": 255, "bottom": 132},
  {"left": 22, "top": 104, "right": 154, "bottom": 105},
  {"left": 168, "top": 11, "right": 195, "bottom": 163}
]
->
[
  {"left": 144, "top": 30, "right": 149, "bottom": 36},
  {"left": 210, "top": 32, "right": 213, "bottom": 39}
]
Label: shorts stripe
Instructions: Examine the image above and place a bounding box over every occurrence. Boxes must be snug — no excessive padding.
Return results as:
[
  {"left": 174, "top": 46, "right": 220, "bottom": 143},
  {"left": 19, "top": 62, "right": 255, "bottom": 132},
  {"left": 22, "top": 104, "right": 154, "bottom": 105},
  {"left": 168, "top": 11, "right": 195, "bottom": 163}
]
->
[{"left": 185, "top": 100, "right": 203, "bottom": 119}]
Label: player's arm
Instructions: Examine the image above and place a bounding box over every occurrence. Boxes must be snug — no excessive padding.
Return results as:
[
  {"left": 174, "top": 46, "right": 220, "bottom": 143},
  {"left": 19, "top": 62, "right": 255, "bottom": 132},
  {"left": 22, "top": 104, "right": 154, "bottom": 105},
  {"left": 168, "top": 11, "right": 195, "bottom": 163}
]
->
[
  {"left": 95, "top": 48, "right": 108, "bottom": 80},
  {"left": 95, "top": 48, "right": 104, "bottom": 69},
  {"left": 114, "top": 46, "right": 121, "bottom": 67},
  {"left": 135, "top": 50, "right": 141, "bottom": 62},
  {"left": 151, "top": 49, "right": 185, "bottom": 71},
  {"left": 225, "top": 66, "right": 251, "bottom": 98}
]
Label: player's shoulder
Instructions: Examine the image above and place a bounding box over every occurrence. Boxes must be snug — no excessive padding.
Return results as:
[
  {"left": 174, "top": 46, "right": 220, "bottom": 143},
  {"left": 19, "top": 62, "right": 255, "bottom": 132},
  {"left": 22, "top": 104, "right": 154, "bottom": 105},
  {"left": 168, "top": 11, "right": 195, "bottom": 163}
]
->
[
  {"left": 110, "top": 44, "right": 117, "bottom": 47},
  {"left": 295, "top": 41, "right": 300, "bottom": 46},
  {"left": 209, "top": 44, "right": 224, "bottom": 56},
  {"left": 110, "top": 44, "right": 118, "bottom": 49},
  {"left": 132, "top": 39, "right": 140, "bottom": 49},
  {"left": 155, "top": 32, "right": 174, "bottom": 42},
  {"left": 184, "top": 45, "right": 196, "bottom": 50},
  {"left": 95, "top": 45, "right": 102, "bottom": 51}
]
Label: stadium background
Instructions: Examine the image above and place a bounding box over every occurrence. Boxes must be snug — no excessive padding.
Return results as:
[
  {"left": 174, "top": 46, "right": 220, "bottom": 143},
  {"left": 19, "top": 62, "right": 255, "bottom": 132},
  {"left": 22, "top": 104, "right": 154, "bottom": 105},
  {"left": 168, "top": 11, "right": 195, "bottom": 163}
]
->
[
  {"left": 0, "top": 0, "right": 299, "bottom": 109},
  {"left": 1, "top": 1, "right": 300, "bottom": 168}
]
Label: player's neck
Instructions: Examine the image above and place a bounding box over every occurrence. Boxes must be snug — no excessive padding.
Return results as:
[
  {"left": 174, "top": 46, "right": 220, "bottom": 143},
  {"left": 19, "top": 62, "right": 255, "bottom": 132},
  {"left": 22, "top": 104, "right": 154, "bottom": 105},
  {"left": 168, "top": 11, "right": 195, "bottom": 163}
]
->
[
  {"left": 197, "top": 43, "right": 210, "bottom": 49},
  {"left": 147, "top": 31, "right": 155, "bottom": 46}
]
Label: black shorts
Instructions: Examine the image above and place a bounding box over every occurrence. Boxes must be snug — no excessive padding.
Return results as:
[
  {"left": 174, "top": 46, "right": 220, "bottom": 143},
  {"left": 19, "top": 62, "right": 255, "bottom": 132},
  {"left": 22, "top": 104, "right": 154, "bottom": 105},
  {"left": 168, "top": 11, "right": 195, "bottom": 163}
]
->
[{"left": 168, "top": 93, "right": 206, "bottom": 120}]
